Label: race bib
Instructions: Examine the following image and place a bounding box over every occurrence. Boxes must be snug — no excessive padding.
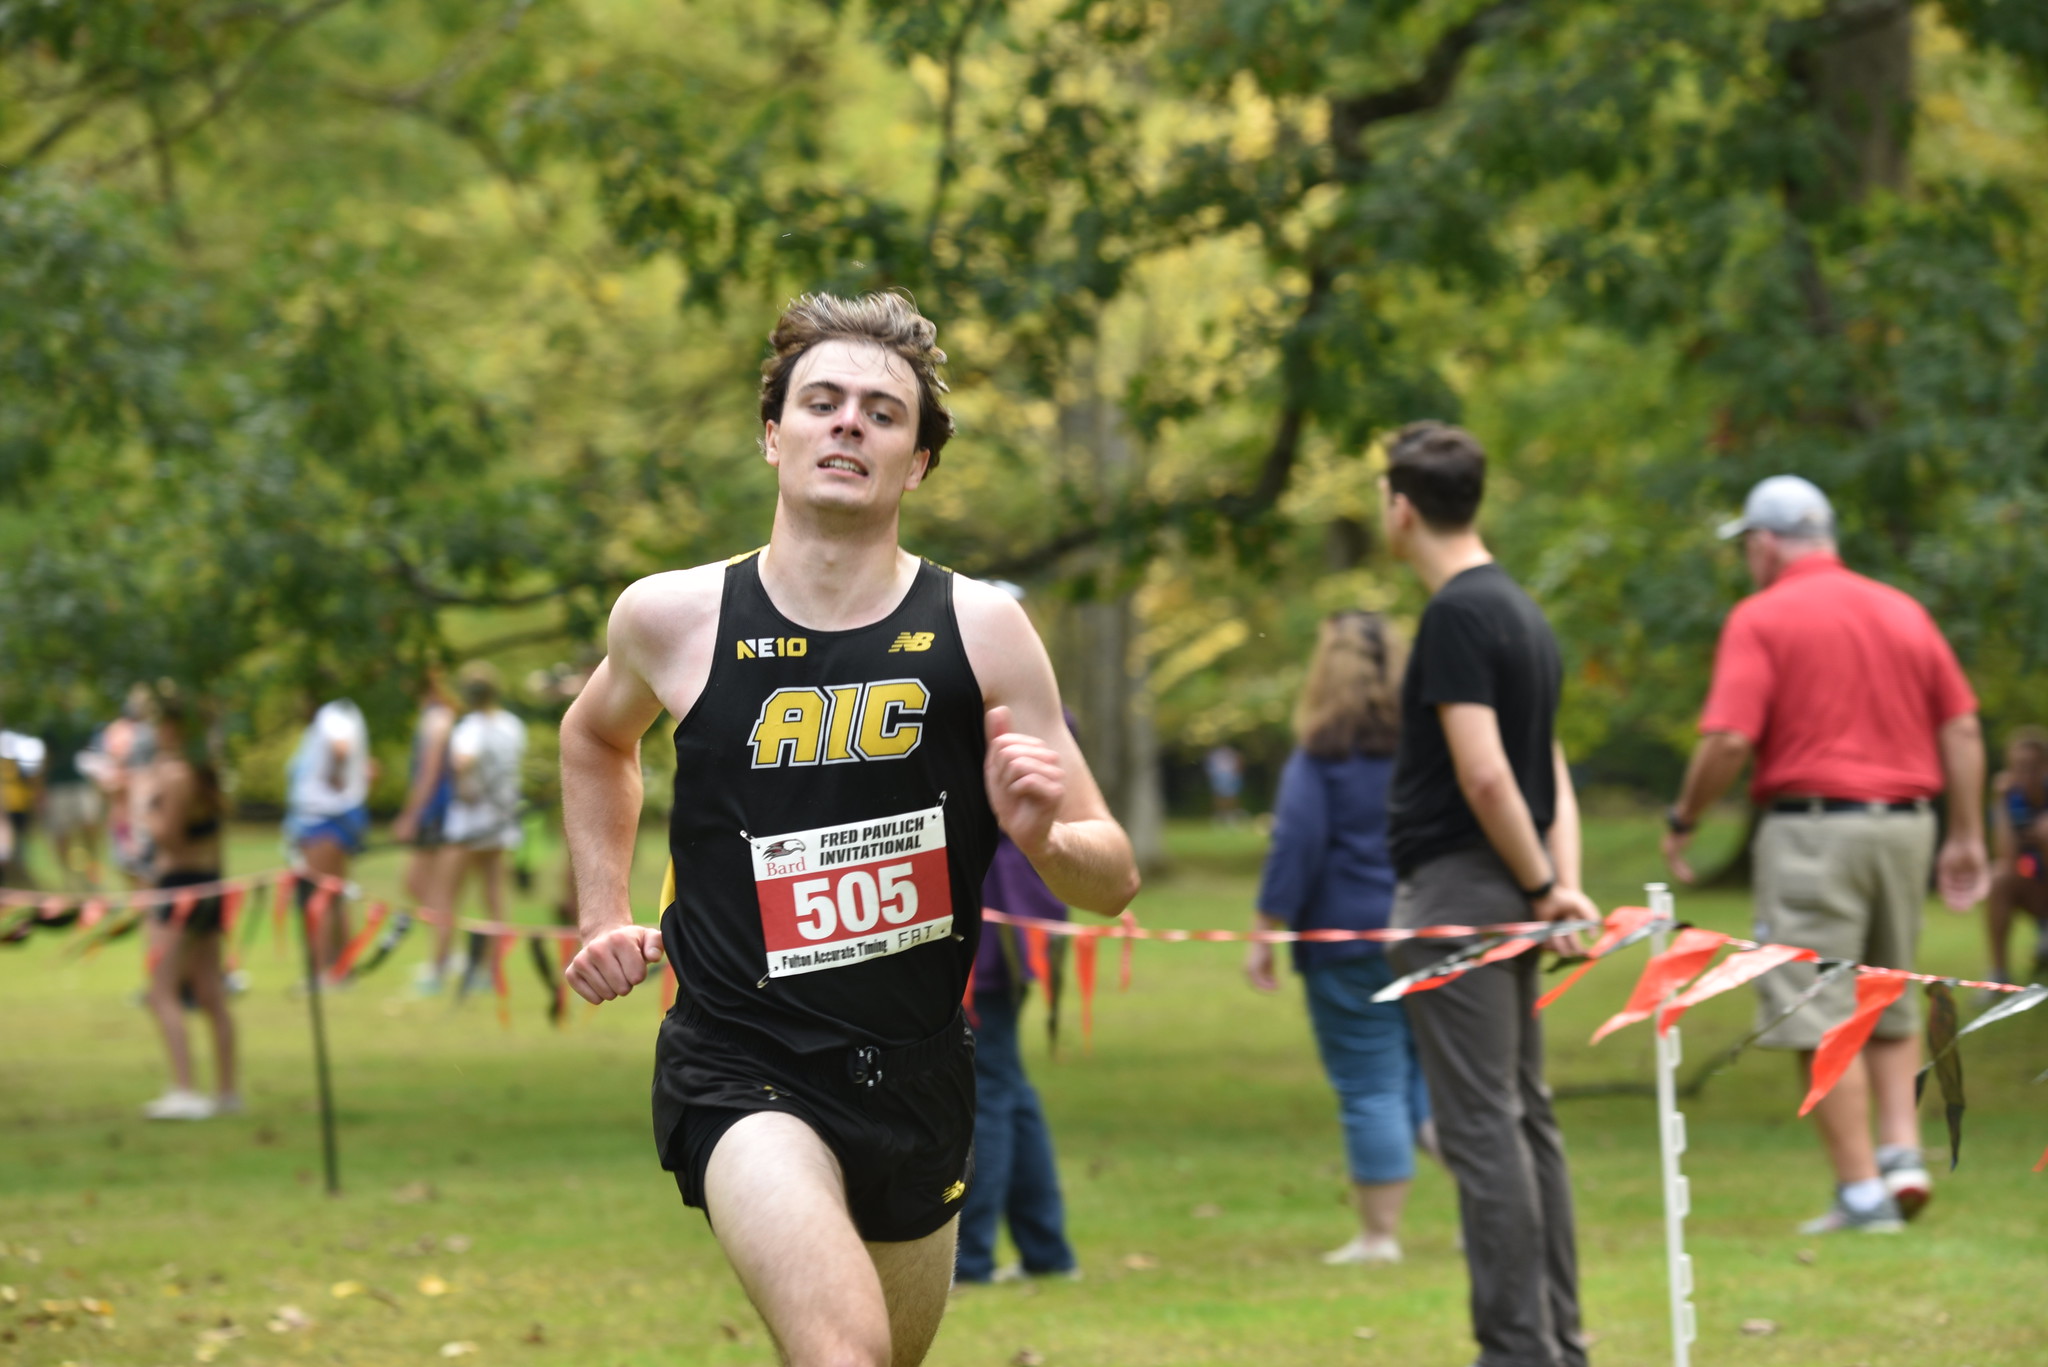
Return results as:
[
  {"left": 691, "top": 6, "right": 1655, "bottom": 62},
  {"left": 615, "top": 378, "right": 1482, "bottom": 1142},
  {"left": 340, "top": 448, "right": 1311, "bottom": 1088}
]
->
[{"left": 750, "top": 803, "right": 953, "bottom": 978}]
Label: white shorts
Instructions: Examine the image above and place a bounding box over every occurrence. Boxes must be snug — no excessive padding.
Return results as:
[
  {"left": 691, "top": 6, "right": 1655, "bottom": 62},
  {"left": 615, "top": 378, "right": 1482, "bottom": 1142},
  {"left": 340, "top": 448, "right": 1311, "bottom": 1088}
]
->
[{"left": 444, "top": 801, "right": 521, "bottom": 851}]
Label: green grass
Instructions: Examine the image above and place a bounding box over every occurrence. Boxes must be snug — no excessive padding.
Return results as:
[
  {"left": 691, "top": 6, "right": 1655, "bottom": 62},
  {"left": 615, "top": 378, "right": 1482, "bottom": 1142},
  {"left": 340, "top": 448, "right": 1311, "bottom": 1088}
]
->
[{"left": 3, "top": 815, "right": 2045, "bottom": 1366}]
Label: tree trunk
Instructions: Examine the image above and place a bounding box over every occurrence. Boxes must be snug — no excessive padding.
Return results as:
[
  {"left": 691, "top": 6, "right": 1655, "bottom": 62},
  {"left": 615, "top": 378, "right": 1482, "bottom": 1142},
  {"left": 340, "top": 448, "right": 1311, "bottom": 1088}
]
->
[
  {"left": 1782, "top": 0, "right": 1914, "bottom": 215},
  {"left": 1052, "top": 382, "right": 1169, "bottom": 875}
]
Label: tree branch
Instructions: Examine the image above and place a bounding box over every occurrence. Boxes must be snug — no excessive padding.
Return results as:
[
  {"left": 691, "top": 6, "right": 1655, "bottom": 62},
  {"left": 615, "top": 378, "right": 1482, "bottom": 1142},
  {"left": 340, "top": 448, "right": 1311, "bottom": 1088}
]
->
[
  {"left": 923, "top": 0, "right": 992, "bottom": 256},
  {"left": 381, "top": 539, "right": 624, "bottom": 610},
  {"left": 971, "top": 0, "right": 1533, "bottom": 580},
  {"left": 1327, "top": 0, "right": 1532, "bottom": 177},
  {"left": 87, "top": 0, "right": 356, "bottom": 177}
]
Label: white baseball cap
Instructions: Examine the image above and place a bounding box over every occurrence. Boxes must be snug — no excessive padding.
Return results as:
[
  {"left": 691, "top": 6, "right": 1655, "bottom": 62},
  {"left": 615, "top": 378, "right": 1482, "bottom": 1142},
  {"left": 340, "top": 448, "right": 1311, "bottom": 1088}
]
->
[{"left": 1717, "top": 475, "right": 1834, "bottom": 541}]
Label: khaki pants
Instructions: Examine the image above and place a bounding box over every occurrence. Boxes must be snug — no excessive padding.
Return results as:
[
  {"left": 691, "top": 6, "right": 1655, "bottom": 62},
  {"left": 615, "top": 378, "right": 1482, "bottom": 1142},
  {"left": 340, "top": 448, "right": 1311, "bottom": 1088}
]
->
[{"left": 1752, "top": 807, "right": 1935, "bottom": 1049}]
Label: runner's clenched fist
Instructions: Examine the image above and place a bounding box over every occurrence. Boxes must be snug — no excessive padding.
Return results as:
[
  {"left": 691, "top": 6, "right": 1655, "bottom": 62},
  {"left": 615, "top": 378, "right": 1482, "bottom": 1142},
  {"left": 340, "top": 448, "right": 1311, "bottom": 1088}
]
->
[
  {"left": 565, "top": 923, "right": 664, "bottom": 1003},
  {"left": 984, "top": 705, "right": 1063, "bottom": 857}
]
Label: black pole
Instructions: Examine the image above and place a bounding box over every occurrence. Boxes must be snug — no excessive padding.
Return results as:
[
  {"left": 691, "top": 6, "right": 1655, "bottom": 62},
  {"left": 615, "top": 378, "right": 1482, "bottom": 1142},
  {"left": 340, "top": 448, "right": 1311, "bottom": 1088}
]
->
[{"left": 297, "top": 890, "right": 342, "bottom": 1196}]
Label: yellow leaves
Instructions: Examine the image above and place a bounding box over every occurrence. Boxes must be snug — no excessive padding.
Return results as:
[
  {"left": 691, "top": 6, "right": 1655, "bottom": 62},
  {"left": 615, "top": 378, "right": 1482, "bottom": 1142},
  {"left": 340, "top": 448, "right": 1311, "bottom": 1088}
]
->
[
  {"left": 439, "top": 1341, "right": 480, "bottom": 1357},
  {"left": 330, "top": 1280, "right": 366, "bottom": 1299},
  {"left": 417, "top": 1274, "right": 450, "bottom": 1297}
]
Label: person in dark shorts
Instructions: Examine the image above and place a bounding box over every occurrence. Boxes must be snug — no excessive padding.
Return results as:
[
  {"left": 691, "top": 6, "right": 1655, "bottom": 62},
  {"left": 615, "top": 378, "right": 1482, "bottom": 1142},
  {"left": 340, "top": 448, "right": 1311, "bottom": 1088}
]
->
[
  {"left": 140, "top": 689, "right": 239, "bottom": 1122},
  {"left": 559, "top": 292, "right": 1140, "bottom": 1367},
  {"left": 1379, "top": 421, "right": 1599, "bottom": 1367}
]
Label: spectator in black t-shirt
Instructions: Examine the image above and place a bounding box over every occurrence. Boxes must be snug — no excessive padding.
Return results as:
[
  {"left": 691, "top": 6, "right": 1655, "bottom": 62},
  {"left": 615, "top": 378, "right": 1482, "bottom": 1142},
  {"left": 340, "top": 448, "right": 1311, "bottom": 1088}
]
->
[{"left": 1379, "top": 421, "right": 1599, "bottom": 1367}]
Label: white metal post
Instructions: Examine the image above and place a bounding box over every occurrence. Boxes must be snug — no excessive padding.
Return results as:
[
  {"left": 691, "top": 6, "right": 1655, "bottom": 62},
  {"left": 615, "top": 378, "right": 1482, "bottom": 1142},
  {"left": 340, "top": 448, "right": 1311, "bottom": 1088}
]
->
[{"left": 1647, "top": 882, "right": 1695, "bottom": 1367}]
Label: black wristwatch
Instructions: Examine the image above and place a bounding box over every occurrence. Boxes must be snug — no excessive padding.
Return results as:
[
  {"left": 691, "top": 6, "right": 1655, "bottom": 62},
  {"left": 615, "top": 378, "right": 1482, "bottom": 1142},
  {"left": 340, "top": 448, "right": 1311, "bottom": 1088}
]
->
[
  {"left": 1522, "top": 877, "right": 1556, "bottom": 903},
  {"left": 1665, "top": 805, "right": 1695, "bottom": 836}
]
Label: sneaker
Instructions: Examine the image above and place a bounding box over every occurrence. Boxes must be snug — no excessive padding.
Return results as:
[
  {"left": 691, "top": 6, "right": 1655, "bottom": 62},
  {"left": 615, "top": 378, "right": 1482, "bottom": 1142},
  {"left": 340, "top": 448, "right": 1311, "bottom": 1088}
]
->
[
  {"left": 212, "top": 1093, "right": 245, "bottom": 1116},
  {"left": 1322, "top": 1235, "right": 1402, "bottom": 1265},
  {"left": 142, "top": 1089, "right": 216, "bottom": 1121},
  {"left": 412, "top": 963, "right": 446, "bottom": 998},
  {"left": 1797, "top": 1190, "right": 1904, "bottom": 1235},
  {"left": 1877, "top": 1150, "right": 1933, "bottom": 1220}
]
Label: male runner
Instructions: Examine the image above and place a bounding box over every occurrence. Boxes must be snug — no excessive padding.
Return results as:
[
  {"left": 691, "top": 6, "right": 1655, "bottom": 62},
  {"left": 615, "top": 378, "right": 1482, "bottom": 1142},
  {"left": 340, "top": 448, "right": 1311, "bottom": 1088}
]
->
[{"left": 560, "top": 291, "right": 1140, "bottom": 1367}]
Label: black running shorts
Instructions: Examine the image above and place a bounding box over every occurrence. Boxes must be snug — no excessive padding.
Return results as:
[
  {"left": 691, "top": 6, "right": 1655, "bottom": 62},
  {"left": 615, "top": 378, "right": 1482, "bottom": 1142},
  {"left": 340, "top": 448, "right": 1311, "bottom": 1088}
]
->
[{"left": 654, "top": 1005, "right": 976, "bottom": 1244}]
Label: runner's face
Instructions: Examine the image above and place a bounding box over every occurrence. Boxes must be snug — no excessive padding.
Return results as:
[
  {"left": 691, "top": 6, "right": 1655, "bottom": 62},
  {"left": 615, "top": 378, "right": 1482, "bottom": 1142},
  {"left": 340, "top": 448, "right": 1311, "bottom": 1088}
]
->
[{"left": 765, "top": 339, "right": 928, "bottom": 515}]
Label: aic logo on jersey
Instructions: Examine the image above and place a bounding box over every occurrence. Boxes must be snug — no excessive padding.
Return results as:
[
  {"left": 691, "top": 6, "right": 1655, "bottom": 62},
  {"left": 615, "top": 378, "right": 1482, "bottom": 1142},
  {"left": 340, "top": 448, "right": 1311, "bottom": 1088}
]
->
[
  {"left": 748, "top": 679, "right": 929, "bottom": 768},
  {"left": 888, "top": 632, "right": 934, "bottom": 653},
  {"left": 736, "top": 636, "right": 807, "bottom": 660}
]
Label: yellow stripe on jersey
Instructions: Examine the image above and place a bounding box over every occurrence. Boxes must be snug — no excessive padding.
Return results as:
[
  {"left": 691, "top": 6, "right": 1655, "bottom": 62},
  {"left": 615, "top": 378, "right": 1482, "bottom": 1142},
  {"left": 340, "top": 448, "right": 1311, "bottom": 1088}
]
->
[{"left": 659, "top": 859, "right": 676, "bottom": 919}]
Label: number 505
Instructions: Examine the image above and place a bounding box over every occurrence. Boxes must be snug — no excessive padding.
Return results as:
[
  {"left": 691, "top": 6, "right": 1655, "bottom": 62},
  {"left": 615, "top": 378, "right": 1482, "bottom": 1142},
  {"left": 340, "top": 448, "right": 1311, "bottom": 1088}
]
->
[{"left": 792, "top": 863, "right": 920, "bottom": 940}]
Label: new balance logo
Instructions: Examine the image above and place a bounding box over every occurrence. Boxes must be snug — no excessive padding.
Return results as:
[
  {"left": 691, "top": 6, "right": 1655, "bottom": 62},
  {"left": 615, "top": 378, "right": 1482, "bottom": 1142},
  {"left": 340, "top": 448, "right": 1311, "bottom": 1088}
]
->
[{"left": 888, "top": 632, "right": 935, "bottom": 653}]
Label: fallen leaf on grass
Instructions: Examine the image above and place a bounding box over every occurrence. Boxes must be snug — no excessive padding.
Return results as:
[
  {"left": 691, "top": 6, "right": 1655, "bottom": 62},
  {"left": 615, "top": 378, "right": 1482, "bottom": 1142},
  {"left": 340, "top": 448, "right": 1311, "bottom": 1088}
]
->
[
  {"left": 0, "top": 1285, "right": 14, "bottom": 1304},
  {"left": 330, "top": 1281, "right": 365, "bottom": 1300},
  {"left": 78, "top": 1298, "right": 112, "bottom": 1318},
  {"left": 1189, "top": 1204, "right": 1221, "bottom": 1219},
  {"left": 521, "top": 1323, "right": 545, "bottom": 1346},
  {"left": 418, "top": 1275, "right": 449, "bottom": 1297},
  {"left": 717, "top": 1319, "right": 751, "bottom": 1343},
  {"left": 1739, "top": 1319, "right": 1778, "bottom": 1337},
  {"left": 1011, "top": 1351, "right": 1045, "bottom": 1366},
  {"left": 1353, "top": 1327, "right": 1376, "bottom": 1340},
  {"left": 42, "top": 1299, "right": 78, "bottom": 1315},
  {"left": 1795, "top": 1248, "right": 1816, "bottom": 1265},
  {"left": 439, "top": 1341, "right": 479, "bottom": 1358},
  {"left": 1120, "top": 1254, "right": 1158, "bottom": 1271},
  {"left": 195, "top": 1321, "right": 245, "bottom": 1362},
  {"left": 266, "top": 1305, "right": 313, "bottom": 1333},
  {"left": 444, "top": 1235, "right": 472, "bottom": 1254},
  {"left": 393, "top": 1182, "right": 438, "bottom": 1205}
]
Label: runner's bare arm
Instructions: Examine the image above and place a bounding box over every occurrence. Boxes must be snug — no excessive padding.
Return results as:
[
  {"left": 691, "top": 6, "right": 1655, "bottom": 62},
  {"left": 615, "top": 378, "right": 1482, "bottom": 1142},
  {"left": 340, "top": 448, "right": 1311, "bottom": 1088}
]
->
[
  {"left": 561, "top": 567, "right": 722, "bottom": 1002},
  {"left": 955, "top": 578, "right": 1140, "bottom": 915}
]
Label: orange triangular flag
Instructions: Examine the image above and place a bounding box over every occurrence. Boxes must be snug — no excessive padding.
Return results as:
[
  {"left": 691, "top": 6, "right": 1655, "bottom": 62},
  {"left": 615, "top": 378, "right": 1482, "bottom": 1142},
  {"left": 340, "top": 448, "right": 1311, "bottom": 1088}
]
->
[
  {"left": 1074, "top": 934, "right": 1099, "bottom": 1052},
  {"left": 1657, "top": 943, "right": 1817, "bottom": 1035},
  {"left": 1591, "top": 928, "right": 1729, "bottom": 1043},
  {"left": 1025, "top": 925, "right": 1053, "bottom": 1008},
  {"left": 1536, "top": 905, "right": 1658, "bottom": 1012},
  {"left": 1799, "top": 970, "right": 1912, "bottom": 1116}
]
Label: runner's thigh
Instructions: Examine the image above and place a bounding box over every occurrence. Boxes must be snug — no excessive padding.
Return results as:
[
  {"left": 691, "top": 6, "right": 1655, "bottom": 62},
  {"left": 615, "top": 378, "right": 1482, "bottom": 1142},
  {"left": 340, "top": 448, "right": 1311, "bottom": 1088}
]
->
[
  {"left": 865, "top": 1217, "right": 958, "bottom": 1367},
  {"left": 704, "top": 1111, "right": 891, "bottom": 1367}
]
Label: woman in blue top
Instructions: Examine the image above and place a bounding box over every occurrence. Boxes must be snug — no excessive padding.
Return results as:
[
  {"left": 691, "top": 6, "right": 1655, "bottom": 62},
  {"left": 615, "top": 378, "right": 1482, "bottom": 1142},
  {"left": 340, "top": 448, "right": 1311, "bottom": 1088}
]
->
[{"left": 1247, "top": 610, "right": 1437, "bottom": 1265}]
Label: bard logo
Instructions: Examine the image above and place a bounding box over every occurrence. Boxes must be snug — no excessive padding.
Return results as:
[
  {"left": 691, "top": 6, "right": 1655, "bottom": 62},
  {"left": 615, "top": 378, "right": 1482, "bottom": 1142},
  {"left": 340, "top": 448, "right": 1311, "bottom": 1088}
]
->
[
  {"left": 941, "top": 1179, "right": 967, "bottom": 1204},
  {"left": 736, "top": 636, "right": 808, "bottom": 660},
  {"left": 888, "top": 632, "right": 935, "bottom": 653},
  {"left": 747, "top": 678, "right": 929, "bottom": 768}
]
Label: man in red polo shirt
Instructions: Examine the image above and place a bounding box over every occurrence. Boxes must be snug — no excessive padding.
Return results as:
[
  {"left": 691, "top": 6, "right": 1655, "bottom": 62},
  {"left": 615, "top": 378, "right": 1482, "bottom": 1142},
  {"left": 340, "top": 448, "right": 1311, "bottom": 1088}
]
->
[{"left": 1662, "top": 475, "right": 1988, "bottom": 1235}]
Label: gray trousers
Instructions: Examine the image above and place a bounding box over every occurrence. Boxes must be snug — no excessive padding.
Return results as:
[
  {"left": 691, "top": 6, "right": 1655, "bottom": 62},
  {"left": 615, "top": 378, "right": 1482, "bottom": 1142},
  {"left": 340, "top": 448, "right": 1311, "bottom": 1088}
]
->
[{"left": 1392, "top": 845, "right": 1588, "bottom": 1367}]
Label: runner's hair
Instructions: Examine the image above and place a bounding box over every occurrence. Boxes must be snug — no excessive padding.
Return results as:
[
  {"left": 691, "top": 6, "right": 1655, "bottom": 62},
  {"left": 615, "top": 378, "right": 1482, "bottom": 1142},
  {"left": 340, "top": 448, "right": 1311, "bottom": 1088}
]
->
[{"left": 759, "top": 291, "right": 955, "bottom": 471}]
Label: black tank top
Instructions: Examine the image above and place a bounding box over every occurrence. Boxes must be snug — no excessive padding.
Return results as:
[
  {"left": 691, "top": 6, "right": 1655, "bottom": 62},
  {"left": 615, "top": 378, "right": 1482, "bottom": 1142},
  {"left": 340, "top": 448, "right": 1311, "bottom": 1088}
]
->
[{"left": 661, "top": 550, "right": 998, "bottom": 1053}]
